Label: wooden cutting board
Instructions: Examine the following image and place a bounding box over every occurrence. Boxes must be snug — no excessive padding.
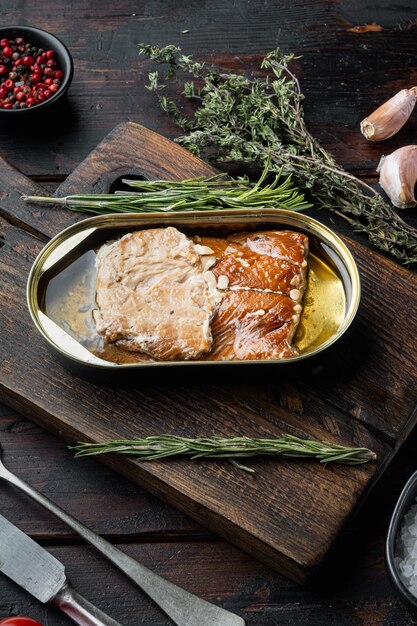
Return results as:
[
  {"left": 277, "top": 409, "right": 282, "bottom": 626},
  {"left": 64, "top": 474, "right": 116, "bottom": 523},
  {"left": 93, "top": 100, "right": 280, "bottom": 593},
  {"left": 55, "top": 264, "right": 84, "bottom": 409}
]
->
[{"left": 0, "top": 122, "right": 416, "bottom": 582}]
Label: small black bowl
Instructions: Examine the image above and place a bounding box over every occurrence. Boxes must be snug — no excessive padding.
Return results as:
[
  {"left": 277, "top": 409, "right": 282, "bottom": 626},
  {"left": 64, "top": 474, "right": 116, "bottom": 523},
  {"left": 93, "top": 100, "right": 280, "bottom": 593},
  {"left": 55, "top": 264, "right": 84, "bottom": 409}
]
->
[
  {"left": 0, "top": 25, "right": 73, "bottom": 114},
  {"left": 386, "top": 469, "right": 417, "bottom": 609}
]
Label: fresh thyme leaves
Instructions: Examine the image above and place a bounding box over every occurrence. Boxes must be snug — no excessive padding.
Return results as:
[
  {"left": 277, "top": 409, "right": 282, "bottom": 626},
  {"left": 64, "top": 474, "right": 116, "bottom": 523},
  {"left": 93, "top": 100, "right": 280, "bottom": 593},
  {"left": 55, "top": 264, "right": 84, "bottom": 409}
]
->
[
  {"left": 139, "top": 44, "right": 417, "bottom": 265},
  {"left": 72, "top": 434, "right": 376, "bottom": 473},
  {"left": 23, "top": 161, "right": 311, "bottom": 214}
]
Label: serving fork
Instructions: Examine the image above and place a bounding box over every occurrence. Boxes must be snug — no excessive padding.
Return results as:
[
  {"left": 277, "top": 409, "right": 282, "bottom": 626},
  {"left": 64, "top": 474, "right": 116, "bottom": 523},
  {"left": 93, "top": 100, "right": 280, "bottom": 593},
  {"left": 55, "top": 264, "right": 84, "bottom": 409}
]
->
[{"left": 0, "top": 443, "right": 245, "bottom": 626}]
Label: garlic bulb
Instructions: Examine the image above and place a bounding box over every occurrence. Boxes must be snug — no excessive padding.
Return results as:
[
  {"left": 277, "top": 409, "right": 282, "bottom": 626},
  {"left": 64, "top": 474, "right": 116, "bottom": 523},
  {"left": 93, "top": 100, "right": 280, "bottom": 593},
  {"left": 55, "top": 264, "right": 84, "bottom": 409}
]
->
[
  {"left": 360, "top": 88, "right": 417, "bottom": 141},
  {"left": 377, "top": 145, "right": 417, "bottom": 208}
]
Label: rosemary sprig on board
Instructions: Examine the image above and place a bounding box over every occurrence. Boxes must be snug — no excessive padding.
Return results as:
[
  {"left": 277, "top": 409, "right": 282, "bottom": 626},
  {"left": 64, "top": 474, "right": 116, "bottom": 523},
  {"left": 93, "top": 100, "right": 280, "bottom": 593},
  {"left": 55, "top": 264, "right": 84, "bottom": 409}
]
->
[
  {"left": 72, "top": 434, "right": 376, "bottom": 473},
  {"left": 23, "top": 163, "right": 311, "bottom": 214},
  {"left": 138, "top": 44, "right": 417, "bottom": 265}
]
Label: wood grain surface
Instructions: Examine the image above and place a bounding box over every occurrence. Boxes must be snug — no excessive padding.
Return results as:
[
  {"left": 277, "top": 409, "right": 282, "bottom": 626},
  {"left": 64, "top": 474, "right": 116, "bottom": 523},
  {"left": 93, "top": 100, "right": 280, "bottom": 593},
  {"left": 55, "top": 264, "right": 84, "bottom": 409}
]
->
[
  {"left": 0, "top": 121, "right": 416, "bottom": 584},
  {"left": 1, "top": 0, "right": 417, "bottom": 184},
  {"left": 0, "top": 0, "right": 417, "bottom": 623},
  {"left": 2, "top": 404, "right": 417, "bottom": 626}
]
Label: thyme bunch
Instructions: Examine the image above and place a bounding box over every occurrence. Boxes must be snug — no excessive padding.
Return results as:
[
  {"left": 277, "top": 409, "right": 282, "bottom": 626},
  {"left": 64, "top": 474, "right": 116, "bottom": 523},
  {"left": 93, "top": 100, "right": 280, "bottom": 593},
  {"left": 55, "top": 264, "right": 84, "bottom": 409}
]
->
[
  {"left": 72, "top": 434, "right": 376, "bottom": 473},
  {"left": 139, "top": 44, "right": 417, "bottom": 265}
]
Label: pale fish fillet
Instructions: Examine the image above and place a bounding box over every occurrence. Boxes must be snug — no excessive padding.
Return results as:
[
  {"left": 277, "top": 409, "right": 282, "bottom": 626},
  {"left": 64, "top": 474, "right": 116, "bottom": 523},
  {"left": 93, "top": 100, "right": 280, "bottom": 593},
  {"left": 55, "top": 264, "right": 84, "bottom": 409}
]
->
[{"left": 94, "top": 227, "right": 222, "bottom": 360}]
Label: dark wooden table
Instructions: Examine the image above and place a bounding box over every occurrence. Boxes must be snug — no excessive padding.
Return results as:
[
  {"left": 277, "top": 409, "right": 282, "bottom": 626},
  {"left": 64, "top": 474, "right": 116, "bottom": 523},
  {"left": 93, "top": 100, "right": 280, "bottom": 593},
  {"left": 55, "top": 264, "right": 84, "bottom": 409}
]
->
[{"left": 1, "top": 1, "right": 417, "bottom": 624}]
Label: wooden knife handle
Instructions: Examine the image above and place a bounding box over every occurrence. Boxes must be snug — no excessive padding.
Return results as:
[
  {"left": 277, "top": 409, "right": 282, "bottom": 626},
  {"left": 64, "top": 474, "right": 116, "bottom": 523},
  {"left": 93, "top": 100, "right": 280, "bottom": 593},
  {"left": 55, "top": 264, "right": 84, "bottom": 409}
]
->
[{"left": 52, "top": 581, "right": 122, "bottom": 626}]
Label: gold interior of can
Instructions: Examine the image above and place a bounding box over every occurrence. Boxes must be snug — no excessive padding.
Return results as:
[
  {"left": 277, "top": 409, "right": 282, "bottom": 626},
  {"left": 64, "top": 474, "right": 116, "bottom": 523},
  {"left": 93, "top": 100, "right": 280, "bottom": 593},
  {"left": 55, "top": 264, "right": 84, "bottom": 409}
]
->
[
  {"left": 294, "top": 252, "right": 346, "bottom": 353},
  {"left": 27, "top": 210, "right": 360, "bottom": 368}
]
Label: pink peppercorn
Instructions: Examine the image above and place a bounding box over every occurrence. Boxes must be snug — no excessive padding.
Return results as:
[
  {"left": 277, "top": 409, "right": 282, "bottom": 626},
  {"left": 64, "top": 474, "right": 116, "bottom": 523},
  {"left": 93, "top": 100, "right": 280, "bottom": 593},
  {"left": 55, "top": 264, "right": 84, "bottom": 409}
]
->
[{"left": 0, "top": 36, "right": 65, "bottom": 109}]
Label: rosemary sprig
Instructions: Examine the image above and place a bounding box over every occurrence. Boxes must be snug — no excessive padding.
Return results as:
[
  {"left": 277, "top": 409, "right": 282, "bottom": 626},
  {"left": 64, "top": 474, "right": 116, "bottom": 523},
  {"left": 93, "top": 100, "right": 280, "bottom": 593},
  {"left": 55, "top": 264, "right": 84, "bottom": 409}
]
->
[
  {"left": 72, "top": 434, "right": 376, "bottom": 473},
  {"left": 138, "top": 44, "right": 417, "bottom": 265},
  {"left": 23, "top": 163, "right": 311, "bottom": 214}
]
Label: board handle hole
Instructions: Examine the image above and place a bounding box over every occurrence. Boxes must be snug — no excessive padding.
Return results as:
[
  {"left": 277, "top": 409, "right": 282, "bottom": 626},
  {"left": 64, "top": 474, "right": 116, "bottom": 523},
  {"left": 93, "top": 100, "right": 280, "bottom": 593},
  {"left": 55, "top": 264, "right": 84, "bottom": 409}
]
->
[{"left": 108, "top": 174, "right": 149, "bottom": 194}]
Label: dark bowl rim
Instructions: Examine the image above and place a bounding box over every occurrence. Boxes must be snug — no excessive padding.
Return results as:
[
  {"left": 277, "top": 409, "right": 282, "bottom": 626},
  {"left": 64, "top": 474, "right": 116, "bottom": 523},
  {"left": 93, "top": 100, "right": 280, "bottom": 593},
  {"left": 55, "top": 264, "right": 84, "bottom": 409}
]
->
[
  {"left": 0, "top": 25, "right": 73, "bottom": 113},
  {"left": 386, "top": 469, "right": 417, "bottom": 609}
]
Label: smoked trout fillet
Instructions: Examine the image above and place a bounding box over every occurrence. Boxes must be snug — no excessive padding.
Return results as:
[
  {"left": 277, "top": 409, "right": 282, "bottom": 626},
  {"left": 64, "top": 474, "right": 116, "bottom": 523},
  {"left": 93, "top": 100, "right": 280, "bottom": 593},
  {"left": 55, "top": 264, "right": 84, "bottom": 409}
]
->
[
  {"left": 197, "top": 231, "right": 309, "bottom": 360},
  {"left": 94, "top": 228, "right": 308, "bottom": 362}
]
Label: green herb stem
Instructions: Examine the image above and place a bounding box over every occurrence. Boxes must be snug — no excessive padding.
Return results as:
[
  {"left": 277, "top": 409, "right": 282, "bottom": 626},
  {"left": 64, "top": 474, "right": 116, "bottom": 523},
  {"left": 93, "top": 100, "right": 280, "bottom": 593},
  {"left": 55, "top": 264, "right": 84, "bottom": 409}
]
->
[
  {"left": 22, "top": 165, "right": 312, "bottom": 215},
  {"left": 72, "top": 434, "right": 376, "bottom": 472},
  {"left": 138, "top": 44, "right": 417, "bottom": 265}
]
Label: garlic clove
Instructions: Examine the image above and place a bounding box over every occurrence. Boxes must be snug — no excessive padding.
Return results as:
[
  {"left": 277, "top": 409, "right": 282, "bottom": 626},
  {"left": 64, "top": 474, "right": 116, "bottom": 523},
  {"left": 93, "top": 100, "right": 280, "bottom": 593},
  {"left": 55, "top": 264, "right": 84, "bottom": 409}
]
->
[
  {"left": 360, "top": 87, "right": 417, "bottom": 141},
  {"left": 377, "top": 145, "right": 417, "bottom": 208}
]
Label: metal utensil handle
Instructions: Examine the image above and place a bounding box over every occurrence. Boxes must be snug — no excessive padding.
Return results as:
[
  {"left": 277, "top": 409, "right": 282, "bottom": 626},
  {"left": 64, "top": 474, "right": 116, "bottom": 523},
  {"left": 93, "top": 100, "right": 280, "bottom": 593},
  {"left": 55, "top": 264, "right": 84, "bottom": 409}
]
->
[
  {"left": 53, "top": 581, "right": 122, "bottom": 626},
  {"left": 0, "top": 465, "right": 245, "bottom": 626}
]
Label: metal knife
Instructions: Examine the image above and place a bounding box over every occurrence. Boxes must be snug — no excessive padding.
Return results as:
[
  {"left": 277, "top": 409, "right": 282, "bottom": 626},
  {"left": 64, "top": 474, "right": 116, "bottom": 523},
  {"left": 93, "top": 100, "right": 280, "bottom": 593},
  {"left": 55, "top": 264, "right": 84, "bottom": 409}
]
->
[
  {"left": 0, "top": 513, "right": 121, "bottom": 626},
  {"left": 0, "top": 446, "right": 245, "bottom": 626}
]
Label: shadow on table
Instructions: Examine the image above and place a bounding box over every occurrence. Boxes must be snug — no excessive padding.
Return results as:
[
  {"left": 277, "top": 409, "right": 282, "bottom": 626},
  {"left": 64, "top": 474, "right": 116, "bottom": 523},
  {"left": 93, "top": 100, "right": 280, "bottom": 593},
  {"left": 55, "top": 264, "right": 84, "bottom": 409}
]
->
[
  {"left": 307, "top": 419, "right": 417, "bottom": 613},
  {"left": 0, "top": 96, "right": 78, "bottom": 145}
]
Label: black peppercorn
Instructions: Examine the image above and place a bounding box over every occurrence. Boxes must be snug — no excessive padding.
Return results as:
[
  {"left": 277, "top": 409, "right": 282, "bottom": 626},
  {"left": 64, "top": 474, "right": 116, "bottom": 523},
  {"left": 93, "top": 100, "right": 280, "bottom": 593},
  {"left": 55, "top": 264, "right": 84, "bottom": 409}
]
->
[{"left": 0, "top": 37, "right": 64, "bottom": 109}]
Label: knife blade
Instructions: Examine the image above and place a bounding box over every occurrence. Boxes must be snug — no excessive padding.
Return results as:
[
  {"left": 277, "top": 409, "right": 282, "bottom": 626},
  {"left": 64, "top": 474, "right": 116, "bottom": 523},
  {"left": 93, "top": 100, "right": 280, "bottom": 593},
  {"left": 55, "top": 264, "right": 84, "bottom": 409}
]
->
[{"left": 0, "top": 513, "right": 121, "bottom": 626}]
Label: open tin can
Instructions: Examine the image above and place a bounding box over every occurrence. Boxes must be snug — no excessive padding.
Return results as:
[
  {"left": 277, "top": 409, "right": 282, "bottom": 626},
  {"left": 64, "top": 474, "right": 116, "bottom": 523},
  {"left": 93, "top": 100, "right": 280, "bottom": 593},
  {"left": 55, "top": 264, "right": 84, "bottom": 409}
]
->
[{"left": 27, "top": 209, "right": 360, "bottom": 378}]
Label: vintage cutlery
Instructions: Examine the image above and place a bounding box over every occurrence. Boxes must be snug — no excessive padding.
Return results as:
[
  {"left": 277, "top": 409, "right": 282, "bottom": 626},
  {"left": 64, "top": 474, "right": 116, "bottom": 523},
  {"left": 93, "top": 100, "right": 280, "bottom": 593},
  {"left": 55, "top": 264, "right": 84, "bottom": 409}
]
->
[
  {"left": 0, "top": 445, "right": 245, "bottom": 626},
  {"left": 0, "top": 513, "right": 121, "bottom": 626}
]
